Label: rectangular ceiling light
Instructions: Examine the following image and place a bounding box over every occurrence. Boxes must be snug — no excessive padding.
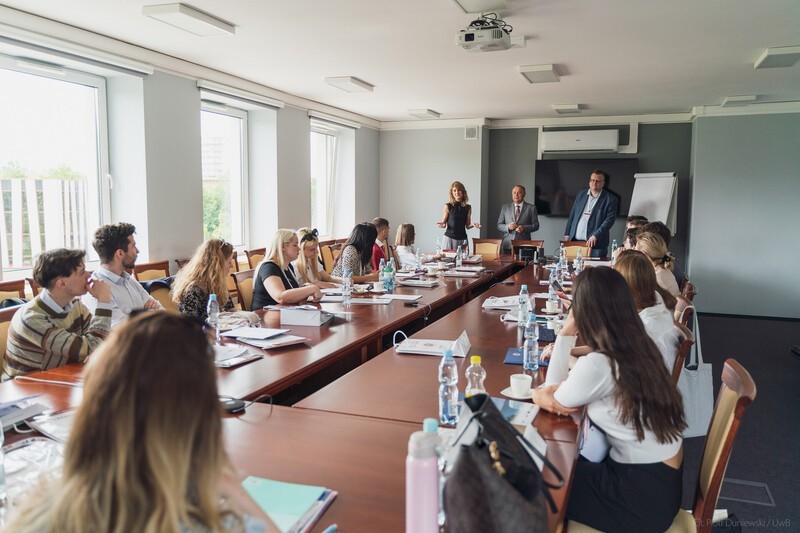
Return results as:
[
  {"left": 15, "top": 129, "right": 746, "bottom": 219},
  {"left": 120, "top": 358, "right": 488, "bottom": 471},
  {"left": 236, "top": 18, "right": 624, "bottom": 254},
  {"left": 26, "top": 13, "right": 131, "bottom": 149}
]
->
[
  {"left": 552, "top": 104, "right": 581, "bottom": 114},
  {"left": 754, "top": 46, "right": 800, "bottom": 69},
  {"left": 324, "top": 76, "right": 374, "bottom": 93},
  {"left": 408, "top": 109, "right": 441, "bottom": 119},
  {"left": 142, "top": 4, "right": 235, "bottom": 36},
  {"left": 519, "top": 64, "right": 560, "bottom": 84},
  {"left": 721, "top": 95, "right": 757, "bottom": 107}
]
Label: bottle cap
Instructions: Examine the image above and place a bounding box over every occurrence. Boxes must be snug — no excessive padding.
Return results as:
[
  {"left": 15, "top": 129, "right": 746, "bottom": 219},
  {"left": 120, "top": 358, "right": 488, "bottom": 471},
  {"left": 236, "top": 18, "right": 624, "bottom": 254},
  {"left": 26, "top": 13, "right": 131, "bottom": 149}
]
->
[
  {"left": 344, "top": 268, "right": 351, "bottom": 276},
  {"left": 521, "top": 284, "right": 528, "bottom": 291},
  {"left": 529, "top": 313, "right": 537, "bottom": 320},
  {"left": 470, "top": 355, "right": 481, "bottom": 365},
  {"left": 423, "top": 418, "right": 438, "bottom": 432},
  {"left": 209, "top": 294, "right": 217, "bottom": 301},
  {"left": 443, "top": 348, "right": 454, "bottom": 358}
]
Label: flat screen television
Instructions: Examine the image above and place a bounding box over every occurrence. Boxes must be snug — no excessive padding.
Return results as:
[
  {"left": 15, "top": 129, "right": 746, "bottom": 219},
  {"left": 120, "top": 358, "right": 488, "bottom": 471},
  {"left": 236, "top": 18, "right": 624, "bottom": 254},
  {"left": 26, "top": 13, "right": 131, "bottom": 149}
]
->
[{"left": 533, "top": 158, "right": 638, "bottom": 216}]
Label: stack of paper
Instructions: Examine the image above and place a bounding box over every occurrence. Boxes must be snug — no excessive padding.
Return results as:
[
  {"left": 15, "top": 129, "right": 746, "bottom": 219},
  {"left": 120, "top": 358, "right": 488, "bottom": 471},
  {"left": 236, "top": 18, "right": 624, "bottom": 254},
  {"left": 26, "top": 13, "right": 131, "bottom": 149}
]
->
[
  {"left": 396, "top": 330, "right": 470, "bottom": 357},
  {"left": 482, "top": 295, "right": 520, "bottom": 310},
  {"left": 442, "top": 270, "right": 479, "bottom": 278},
  {"left": 242, "top": 476, "right": 337, "bottom": 533}
]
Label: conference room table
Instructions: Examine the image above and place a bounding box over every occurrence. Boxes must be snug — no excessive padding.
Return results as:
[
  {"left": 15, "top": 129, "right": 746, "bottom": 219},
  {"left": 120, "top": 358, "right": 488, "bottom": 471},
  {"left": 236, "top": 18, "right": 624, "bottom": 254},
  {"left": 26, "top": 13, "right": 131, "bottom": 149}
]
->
[{"left": 295, "top": 263, "right": 581, "bottom": 530}]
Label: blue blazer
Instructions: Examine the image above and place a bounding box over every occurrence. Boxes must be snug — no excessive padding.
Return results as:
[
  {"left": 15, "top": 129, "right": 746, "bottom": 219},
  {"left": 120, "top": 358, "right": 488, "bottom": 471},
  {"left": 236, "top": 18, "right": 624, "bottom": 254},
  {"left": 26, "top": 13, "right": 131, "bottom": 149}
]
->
[{"left": 564, "top": 189, "right": 619, "bottom": 252}]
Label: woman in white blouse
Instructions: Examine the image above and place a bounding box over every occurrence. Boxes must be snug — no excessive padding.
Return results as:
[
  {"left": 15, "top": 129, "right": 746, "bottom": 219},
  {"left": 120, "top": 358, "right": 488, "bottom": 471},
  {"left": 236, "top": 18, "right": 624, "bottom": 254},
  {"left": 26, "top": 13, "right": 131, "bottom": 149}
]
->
[
  {"left": 533, "top": 267, "right": 685, "bottom": 532},
  {"left": 615, "top": 249, "right": 679, "bottom": 373},
  {"left": 394, "top": 223, "right": 441, "bottom": 270},
  {"left": 293, "top": 227, "right": 340, "bottom": 288},
  {"left": 635, "top": 231, "right": 681, "bottom": 298}
]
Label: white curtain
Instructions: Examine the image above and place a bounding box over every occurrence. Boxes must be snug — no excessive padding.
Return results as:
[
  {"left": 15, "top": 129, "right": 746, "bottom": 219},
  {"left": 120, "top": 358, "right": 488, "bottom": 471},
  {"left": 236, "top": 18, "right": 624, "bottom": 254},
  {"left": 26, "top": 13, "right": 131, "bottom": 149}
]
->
[{"left": 324, "top": 134, "right": 338, "bottom": 236}]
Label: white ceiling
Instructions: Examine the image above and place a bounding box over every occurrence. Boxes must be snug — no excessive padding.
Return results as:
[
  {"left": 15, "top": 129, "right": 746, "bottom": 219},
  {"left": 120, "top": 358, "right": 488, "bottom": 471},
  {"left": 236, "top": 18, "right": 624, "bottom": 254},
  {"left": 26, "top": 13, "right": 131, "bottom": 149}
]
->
[{"left": 3, "top": 0, "right": 800, "bottom": 123}]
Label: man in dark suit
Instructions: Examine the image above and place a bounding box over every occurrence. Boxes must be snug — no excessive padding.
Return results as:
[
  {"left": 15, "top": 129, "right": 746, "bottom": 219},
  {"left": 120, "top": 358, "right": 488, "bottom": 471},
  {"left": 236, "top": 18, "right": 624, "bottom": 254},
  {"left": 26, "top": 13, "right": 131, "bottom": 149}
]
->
[
  {"left": 563, "top": 170, "right": 619, "bottom": 257},
  {"left": 496, "top": 185, "right": 539, "bottom": 254}
]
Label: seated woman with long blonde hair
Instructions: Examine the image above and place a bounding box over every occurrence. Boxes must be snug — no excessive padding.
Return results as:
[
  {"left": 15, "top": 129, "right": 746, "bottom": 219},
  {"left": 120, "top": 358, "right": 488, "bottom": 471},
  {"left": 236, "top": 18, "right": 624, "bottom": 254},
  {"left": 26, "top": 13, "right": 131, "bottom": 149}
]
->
[
  {"left": 635, "top": 231, "right": 680, "bottom": 297},
  {"left": 171, "top": 238, "right": 235, "bottom": 321},
  {"left": 293, "top": 227, "right": 340, "bottom": 288},
  {"left": 251, "top": 229, "right": 322, "bottom": 309},
  {"left": 7, "top": 312, "right": 276, "bottom": 532}
]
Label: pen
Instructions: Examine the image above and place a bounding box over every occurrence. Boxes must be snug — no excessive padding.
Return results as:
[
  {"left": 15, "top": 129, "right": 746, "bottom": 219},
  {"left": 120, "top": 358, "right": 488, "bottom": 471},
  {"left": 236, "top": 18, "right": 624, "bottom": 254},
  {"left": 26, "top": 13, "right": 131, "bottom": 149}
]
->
[{"left": 321, "top": 525, "right": 338, "bottom": 533}]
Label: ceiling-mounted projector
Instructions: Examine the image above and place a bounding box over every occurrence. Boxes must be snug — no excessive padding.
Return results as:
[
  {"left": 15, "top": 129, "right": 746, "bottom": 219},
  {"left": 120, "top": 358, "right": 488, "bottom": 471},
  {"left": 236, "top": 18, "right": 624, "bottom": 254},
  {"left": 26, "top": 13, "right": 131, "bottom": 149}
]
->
[{"left": 456, "top": 13, "right": 512, "bottom": 52}]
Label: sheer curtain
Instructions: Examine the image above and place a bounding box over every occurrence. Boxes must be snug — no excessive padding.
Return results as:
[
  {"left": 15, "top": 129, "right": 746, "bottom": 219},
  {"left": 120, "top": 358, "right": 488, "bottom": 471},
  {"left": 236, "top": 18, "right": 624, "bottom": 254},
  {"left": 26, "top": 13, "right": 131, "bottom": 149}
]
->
[{"left": 324, "top": 134, "right": 338, "bottom": 236}]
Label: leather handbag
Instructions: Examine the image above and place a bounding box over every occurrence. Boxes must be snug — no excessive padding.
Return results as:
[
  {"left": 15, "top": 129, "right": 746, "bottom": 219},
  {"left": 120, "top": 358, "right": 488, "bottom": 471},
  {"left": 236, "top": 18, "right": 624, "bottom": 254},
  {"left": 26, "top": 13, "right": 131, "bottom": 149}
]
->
[{"left": 443, "top": 393, "right": 564, "bottom": 532}]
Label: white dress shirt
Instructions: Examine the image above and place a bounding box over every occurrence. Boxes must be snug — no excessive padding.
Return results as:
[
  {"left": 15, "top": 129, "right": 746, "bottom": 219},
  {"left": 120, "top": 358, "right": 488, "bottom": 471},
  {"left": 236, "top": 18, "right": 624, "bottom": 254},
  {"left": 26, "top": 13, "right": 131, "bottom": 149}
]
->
[
  {"left": 81, "top": 266, "right": 159, "bottom": 327},
  {"left": 575, "top": 190, "right": 601, "bottom": 240}
]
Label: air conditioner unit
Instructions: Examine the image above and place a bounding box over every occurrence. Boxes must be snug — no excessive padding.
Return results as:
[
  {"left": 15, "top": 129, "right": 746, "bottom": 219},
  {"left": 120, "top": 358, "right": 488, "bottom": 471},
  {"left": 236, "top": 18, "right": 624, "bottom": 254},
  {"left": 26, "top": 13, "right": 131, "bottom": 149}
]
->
[{"left": 540, "top": 130, "right": 619, "bottom": 152}]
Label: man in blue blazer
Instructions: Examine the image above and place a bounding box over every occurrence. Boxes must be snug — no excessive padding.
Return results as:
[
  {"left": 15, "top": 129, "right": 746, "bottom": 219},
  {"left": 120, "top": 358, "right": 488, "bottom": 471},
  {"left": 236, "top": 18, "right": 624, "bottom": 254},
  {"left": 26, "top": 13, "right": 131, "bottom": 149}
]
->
[
  {"left": 563, "top": 170, "right": 619, "bottom": 257},
  {"left": 497, "top": 185, "right": 539, "bottom": 254}
]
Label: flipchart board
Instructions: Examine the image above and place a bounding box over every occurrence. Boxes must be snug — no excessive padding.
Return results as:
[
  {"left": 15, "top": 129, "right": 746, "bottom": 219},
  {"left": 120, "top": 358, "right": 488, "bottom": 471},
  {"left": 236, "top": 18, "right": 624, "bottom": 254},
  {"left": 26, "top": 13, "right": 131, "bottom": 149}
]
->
[{"left": 629, "top": 172, "right": 677, "bottom": 233}]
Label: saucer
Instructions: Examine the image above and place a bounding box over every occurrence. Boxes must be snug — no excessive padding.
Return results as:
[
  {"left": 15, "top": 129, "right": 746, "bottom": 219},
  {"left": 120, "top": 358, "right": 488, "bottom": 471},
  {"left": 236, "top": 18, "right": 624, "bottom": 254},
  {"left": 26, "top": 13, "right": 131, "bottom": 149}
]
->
[
  {"left": 500, "top": 386, "right": 533, "bottom": 400},
  {"left": 540, "top": 307, "right": 560, "bottom": 314},
  {"left": 370, "top": 288, "right": 386, "bottom": 294}
]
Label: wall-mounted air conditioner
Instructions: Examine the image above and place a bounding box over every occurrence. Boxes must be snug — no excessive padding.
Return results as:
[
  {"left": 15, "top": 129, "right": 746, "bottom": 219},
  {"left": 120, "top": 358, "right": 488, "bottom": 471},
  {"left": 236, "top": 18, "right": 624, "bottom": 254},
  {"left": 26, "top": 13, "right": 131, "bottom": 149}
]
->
[{"left": 540, "top": 129, "right": 619, "bottom": 152}]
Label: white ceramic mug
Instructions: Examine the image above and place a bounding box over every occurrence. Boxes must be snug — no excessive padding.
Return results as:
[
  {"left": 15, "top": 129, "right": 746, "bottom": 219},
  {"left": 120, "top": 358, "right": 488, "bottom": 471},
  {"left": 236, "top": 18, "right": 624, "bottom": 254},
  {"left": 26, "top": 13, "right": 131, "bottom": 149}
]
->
[
  {"left": 546, "top": 299, "right": 559, "bottom": 313},
  {"left": 510, "top": 373, "right": 533, "bottom": 396}
]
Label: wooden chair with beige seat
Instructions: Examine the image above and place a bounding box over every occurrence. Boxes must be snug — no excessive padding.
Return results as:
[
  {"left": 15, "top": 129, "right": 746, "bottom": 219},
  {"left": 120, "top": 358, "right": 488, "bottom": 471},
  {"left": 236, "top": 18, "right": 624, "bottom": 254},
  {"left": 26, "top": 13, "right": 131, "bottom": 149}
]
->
[
  {"left": 233, "top": 269, "right": 255, "bottom": 312},
  {"left": 675, "top": 295, "right": 695, "bottom": 327},
  {"left": 174, "top": 258, "right": 190, "bottom": 270},
  {"left": 561, "top": 240, "right": 592, "bottom": 260},
  {"left": 0, "top": 279, "right": 26, "bottom": 300},
  {"left": 148, "top": 286, "right": 179, "bottom": 314},
  {"left": 245, "top": 248, "right": 266, "bottom": 269},
  {"left": 319, "top": 240, "right": 343, "bottom": 273},
  {"left": 510, "top": 239, "right": 544, "bottom": 260},
  {"left": 0, "top": 304, "right": 22, "bottom": 360},
  {"left": 472, "top": 238, "right": 501, "bottom": 255},
  {"left": 26, "top": 278, "right": 42, "bottom": 297},
  {"left": 132, "top": 260, "right": 170, "bottom": 281},
  {"left": 672, "top": 322, "right": 695, "bottom": 384},
  {"left": 568, "top": 359, "right": 757, "bottom": 533}
]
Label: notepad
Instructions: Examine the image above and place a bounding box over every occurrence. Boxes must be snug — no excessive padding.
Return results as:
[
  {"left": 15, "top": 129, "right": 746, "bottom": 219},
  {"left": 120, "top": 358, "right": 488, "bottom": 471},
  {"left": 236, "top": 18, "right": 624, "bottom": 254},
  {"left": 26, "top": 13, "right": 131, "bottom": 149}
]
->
[
  {"left": 503, "top": 347, "right": 548, "bottom": 367},
  {"left": 239, "top": 334, "right": 310, "bottom": 350},
  {"left": 221, "top": 327, "right": 290, "bottom": 340},
  {"left": 242, "top": 476, "right": 337, "bottom": 533},
  {"left": 28, "top": 409, "right": 76, "bottom": 444}
]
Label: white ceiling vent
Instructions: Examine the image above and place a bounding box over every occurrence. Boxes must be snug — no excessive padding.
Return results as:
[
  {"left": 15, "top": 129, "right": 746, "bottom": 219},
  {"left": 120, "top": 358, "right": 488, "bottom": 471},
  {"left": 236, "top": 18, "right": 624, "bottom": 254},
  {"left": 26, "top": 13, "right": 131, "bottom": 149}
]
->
[{"left": 540, "top": 130, "right": 618, "bottom": 152}]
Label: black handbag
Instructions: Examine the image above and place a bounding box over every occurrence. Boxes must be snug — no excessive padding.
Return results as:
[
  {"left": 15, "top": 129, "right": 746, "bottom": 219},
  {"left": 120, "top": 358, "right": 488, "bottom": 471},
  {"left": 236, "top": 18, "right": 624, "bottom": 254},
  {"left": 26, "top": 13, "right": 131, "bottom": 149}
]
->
[{"left": 443, "top": 393, "right": 564, "bottom": 532}]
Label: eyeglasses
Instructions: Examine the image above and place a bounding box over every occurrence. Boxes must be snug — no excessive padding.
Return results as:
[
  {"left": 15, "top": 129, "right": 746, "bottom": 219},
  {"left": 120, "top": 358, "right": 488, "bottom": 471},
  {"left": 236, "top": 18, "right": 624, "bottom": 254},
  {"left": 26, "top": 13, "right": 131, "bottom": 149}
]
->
[{"left": 300, "top": 228, "right": 319, "bottom": 243}]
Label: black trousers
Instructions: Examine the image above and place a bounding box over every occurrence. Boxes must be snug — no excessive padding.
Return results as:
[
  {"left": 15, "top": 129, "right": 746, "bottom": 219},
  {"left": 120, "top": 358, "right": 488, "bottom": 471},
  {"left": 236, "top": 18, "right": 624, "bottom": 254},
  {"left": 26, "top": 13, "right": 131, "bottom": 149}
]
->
[{"left": 566, "top": 456, "right": 682, "bottom": 533}]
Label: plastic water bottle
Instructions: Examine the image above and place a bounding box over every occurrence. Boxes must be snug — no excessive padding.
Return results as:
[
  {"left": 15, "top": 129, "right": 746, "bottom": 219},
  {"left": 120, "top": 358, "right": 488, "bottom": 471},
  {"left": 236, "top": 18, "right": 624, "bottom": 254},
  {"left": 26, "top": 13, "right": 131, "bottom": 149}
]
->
[
  {"left": 455, "top": 244, "right": 463, "bottom": 268},
  {"left": 387, "top": 258, "right": 396, "bottom": 291},
  {"left": 574, "top": 248, "right": 584, "bottom": 274},
  {"left": 435, "top": 237, "right": 443, "bottom": 256},
  {"left": 465, "top": 355, "right": 487, "bottom": 397},
  {"left": 206, "top": 293, "right": 220, "bottom": 344},
  {"left": 422, "top": 417, "right": 446, "bottom": 527},
  {"left": 438, "top": 349, "right": 459, "bottom": 425},
  {"left": 548, "top": 268, "right": 558, "bottom": 301},
  {"left": 559, "top": 241, "right": 567, "bottom": 265},
  {"left": 415, "top": 248, "right": 422, "bottom": 270},
  {"left": 342, "top": 269, "right": 352, "bottom": 307},
  {"left": 378, "top": 257, "right": 386, "bottom": 286},
  {"left": 610, "top": 238, "right": 619, "bottom": 266},
  {"left": 517, "top": 284, "right": 530, "bottom": 329},
  {"left": 405, "top": 429, "right": 440, "bottom": 533},
  {"left": 523, "top": 313, "right": 540, "bottom": 371},
  {"left": 383, "top": 260, "right": 392, "bottom": 291}
]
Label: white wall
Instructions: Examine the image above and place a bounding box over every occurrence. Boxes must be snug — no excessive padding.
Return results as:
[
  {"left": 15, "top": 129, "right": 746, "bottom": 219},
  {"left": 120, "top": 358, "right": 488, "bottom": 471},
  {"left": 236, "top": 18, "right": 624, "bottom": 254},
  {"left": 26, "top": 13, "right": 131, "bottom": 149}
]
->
[
  {"left": 275, "top": 106, "right": 311, "bottom": 230},
  {"left": 141, "top": 71, "right": 203, "bottom": 267},
  {"left": 248, "top": 108, "right": 278, "bottom": 248},
  {"left": 354, "top": 126, "right": 380, "bottom": 232},
  {"left": 689, "top": 112, "right": 800, "bottom": 318},
  {"left": 380, "top": 128, "right": 485, "bottom": 252}
]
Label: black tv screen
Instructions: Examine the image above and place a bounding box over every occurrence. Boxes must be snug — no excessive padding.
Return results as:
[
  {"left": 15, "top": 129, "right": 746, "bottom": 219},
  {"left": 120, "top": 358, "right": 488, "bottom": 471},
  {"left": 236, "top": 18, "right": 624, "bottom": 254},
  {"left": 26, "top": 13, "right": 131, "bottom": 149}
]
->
[{"left": 533, "top": 159, "right": 638, "bottom": 216}]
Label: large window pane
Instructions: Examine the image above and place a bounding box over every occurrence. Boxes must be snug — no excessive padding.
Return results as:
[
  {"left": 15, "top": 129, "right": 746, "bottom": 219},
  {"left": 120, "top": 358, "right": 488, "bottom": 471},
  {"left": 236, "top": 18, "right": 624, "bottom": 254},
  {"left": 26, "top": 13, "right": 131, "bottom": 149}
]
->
[
  {"left": 310, "top": 130, "right": 336, "bottom": 236},
  {"left": 201, "top": 107, "right": 247, "bottom": 246},
  {"left": 0, "top": 65, "right": 105, "bottom": 271}
]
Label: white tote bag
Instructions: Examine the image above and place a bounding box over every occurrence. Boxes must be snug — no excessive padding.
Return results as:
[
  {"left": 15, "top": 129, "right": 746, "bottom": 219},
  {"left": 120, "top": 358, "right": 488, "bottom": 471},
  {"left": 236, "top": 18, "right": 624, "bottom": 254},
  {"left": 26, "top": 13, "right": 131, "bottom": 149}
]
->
[{"left": 677, "top": 309, "right": 714, "bottom": 438}]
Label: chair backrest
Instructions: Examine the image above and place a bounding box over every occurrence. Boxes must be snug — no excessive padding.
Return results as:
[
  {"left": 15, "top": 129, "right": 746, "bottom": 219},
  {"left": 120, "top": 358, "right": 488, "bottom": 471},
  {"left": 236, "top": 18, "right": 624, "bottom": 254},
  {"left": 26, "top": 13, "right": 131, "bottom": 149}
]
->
[
  {"left": 245, "top": 248, "right": 266, "bottom": 269},
  {"left": 233, "top": 269, "right": 255, "bottom": 312},
  {"left": 319, "top": 241, "right": 343, "bottom": 273},
  {"left": 510, "top": 239, "right": 544, "bottom": 259},
  {"left": 25, "top": 278, "right": 42, "bottom": 297},
  {"left": 133, "top": 260, "right": 171, "bottom": 281},
  {"left": 0, "top": 304, "right": 22, "bottom": 358},
  {"left": 691, "top": 359, "right": 756, "bottom": 532},
  {"left": 472, "top": 238, "right": 501, "bottom": 255},
  {"left": 0, "top": 279, "right": 26, "bottom": 300},
  {"left": 149, "top": 287, "right": 179, "bottom": 314},
  {"left": 674, "top": 294, "right": 694, "bottom": 327},
  {"left": 174, "top": 258, "right": 190, "bottom": 270},
  {"left": 562, "top": 241, "right": 592, "bottom": 259},
  {"left": 672, "top": 321, "right": 695, "bottom": 384},
  {"left": 683, "top": 280, "right": 699, "bottom": 302}
]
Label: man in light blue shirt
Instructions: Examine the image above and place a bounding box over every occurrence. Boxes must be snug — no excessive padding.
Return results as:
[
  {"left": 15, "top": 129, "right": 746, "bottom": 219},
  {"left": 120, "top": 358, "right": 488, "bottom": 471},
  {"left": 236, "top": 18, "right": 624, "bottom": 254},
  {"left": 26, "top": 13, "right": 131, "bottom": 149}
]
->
[{"left": 82, "top": 223, "right": 162, "bottom": 327}]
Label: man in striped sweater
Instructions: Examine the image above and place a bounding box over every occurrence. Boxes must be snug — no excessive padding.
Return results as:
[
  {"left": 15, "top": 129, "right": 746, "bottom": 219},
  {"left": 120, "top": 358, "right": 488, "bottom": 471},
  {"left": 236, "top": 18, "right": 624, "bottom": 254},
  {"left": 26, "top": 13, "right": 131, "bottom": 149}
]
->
[{"left": 3, "top": 248, "right": 113, "bottom": 379}]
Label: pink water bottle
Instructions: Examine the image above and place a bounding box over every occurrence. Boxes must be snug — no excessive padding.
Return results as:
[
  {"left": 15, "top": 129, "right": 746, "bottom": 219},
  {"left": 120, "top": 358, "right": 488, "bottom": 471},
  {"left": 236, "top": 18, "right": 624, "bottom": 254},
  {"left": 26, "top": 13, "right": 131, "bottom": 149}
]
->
[{"left": 405, "top": 430, "right": 439, "bottom": 533}]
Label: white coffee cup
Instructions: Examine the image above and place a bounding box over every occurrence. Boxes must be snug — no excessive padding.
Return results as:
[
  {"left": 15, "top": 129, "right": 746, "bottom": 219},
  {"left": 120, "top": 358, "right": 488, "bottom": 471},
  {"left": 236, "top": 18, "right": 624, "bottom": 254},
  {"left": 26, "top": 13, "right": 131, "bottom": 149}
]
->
[
  {"left": 510, "top": 374, "right": 533, "bottom": 397},
  {"left": 426, "top": 265, "right": 439, "bottom": 276},
  {"left": 545, "top": 299, "right": 559, "bottom": 313}
]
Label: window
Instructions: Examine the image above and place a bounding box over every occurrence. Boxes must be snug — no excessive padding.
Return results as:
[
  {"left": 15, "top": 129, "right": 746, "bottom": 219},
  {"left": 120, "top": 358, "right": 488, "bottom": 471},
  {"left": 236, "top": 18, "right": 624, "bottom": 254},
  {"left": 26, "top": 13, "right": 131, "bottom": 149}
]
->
[
  {"left": 310, "top": 127, "right": 337, "bottom": 236},
  {"left": 200, "top": 104, "right": 248, "bottom": 247},
  {"left": 0, "top": 55, "right": 109, "bottom": 274}
]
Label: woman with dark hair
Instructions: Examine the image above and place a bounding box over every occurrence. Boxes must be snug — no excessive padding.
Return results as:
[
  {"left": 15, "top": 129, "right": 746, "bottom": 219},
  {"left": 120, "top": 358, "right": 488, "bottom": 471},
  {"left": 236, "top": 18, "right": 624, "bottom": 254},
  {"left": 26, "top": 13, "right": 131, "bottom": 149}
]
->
[
  {"left": 331, "top": 222, "right": 380, "bottom": 282},
  {"left": 534, "top": 267, "right": 686, "bottom": 533},
  {"left": 615, "top": 249, "right": 679, "bottom": 372},
  {"left": 7, "top": 312, "right": 276, "bottom": 532},
  {"left": 436, "top": 180, "right": 481, "bottom": 250}
]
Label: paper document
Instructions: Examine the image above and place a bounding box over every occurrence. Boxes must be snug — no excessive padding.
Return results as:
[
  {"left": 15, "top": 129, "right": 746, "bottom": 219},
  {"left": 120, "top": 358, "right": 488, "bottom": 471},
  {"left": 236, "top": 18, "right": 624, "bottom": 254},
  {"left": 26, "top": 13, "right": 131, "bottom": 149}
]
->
[
  {"left": 378, "top": 294, "right": 423, "bottom": 301},
  {"left": 397, "top": 279, "right": 439, "bottom": 288},
  {"left": 443, "top": 270, "right": 479, "bottom": 278},
  {"left": 396, "top": 330, "right": 470, "bottom": 357},
  {"left": 350, "top": 298, "right": 391, "bottom": 305},
  {"left": 213, "top": 344, "right": 249, "bottom": 362},
  {"left": 482, "top": 295, "right": 524, "bottom": 310},
  {"left": 239, "top": 334, "right": 310, "bottom": 349},
  {"left": 28, "top": 410, "right": 76, "bottom": 444},
  {"left": 221, "top": 327, "right": 289, "bottom": 340}
]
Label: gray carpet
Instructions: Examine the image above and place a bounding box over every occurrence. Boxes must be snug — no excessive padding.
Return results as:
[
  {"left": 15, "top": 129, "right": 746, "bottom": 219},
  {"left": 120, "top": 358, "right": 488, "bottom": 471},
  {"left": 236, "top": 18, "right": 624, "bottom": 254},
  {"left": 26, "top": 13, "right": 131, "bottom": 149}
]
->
[{"left": 680, "top": 314, "right": 800, "bottom": 532}]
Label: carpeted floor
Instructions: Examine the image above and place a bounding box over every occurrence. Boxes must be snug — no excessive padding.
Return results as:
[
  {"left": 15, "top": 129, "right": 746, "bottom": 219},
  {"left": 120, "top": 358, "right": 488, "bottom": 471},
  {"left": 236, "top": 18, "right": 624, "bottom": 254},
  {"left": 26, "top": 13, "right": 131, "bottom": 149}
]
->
[{"left": 680, "top": 314, "right": 800, "bottom": 532}]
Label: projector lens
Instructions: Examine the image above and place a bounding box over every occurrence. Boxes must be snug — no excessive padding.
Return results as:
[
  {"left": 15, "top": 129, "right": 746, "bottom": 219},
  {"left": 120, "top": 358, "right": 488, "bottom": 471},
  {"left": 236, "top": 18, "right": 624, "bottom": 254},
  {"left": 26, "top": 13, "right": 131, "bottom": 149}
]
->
[{"left": 464, "top": 33, "right": 475, "bottom": 42}]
